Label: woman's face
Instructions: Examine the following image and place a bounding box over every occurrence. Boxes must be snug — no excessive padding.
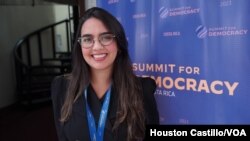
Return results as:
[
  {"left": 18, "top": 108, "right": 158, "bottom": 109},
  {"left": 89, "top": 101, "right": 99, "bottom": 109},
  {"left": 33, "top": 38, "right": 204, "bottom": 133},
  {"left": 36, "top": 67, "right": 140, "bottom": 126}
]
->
[{"left": 80, "top": 18, "right": 118, "bottom": 72}]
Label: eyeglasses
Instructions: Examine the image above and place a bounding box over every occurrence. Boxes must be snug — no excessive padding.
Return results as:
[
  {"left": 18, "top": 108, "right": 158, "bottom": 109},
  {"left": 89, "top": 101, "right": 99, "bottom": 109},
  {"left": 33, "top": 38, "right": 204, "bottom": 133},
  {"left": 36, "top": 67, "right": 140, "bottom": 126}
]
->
[{"left": 77, "top": 33, "right": 116, "bottom": 48}]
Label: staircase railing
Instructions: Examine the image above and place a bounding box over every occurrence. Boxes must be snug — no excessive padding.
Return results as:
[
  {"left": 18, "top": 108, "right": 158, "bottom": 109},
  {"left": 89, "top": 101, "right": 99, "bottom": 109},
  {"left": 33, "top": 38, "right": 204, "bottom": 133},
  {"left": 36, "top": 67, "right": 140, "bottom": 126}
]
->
[{"left": 14, "top": 18, "right": 74, "bottom": 105}]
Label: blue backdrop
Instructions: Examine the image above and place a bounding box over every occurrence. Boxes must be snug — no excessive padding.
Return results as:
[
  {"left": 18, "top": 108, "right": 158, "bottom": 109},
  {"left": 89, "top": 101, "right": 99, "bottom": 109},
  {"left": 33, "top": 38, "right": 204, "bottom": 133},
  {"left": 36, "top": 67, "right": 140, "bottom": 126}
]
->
[{"left": 97, "top": 0, "right": 250, "bottom": 124}]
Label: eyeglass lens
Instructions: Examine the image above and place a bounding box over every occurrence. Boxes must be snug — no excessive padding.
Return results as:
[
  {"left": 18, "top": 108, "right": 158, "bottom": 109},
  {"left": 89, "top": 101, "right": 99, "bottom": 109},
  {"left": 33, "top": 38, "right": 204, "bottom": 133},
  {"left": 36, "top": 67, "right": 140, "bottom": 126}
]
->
[{"left": 78, "top": 33, "right": 115, "bottom": 48}]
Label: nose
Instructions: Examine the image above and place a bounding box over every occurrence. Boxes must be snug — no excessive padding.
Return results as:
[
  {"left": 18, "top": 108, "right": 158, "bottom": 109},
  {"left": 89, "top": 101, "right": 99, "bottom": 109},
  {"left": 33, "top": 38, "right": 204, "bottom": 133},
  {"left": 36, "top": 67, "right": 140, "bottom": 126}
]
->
[{"left": 92, "top": 39, "right": 103, "bottom": 50}]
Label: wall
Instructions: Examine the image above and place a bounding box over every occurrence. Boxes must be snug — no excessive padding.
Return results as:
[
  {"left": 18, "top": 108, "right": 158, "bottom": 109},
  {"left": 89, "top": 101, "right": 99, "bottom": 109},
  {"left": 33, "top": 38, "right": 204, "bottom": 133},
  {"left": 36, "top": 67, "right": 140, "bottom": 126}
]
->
[
  {"left": 0, "top": 4, "right": 69, "bottom": 108},
  {"left": 85, "top": 0, "right": 96, "bottom": 9}
]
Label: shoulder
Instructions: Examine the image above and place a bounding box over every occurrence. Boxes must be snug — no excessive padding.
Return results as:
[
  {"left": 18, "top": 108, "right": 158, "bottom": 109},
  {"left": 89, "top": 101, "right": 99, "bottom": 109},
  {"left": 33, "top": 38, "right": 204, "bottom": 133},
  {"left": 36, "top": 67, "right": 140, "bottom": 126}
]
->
[
  {"left": 137, "top": 76, "right": 159, "bottom": 124},
  {"left": 50, "top": 75, "right": 70, "bottom": 140},
  {"left": 51, "top": 74, "right": 70, "bottom": 91},
  {"left": 51, "top": 74, "right": 69, "bottom": 86},
  {"left": 137, "top": 76, "right": 156, "bottom": 93},
  {"left": 136, "top": 76, "right": 156, "bottom": 100},
  {"left": 51, "top": 74, "right": 70, "bottom": 105}
]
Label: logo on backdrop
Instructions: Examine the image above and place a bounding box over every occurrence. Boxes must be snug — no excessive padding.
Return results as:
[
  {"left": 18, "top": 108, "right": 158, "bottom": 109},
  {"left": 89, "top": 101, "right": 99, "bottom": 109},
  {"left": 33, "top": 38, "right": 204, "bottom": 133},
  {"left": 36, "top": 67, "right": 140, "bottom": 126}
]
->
[
  {"left": 196, "top": 25, "right": 208, "bottom": 39},
  {"left": 163, "top": 31, "right": 181, "bottom": 37},
  {"left": 196, "top": 25, "right": 248, "bottom": 38},
  {"left": 159, "top": 6, "right": 200, "bottom": 19},
  {"left": 220, "top": 0, "right": 232, "bottom": 7},
  {"left": 133, "top": 63, "right": 239, "bottom": 97},
  {"left": 133, "top": 13, "right": 146, "bottom": 19},
  {"left": 108, "top": 0, "right": 119, "bottom": 4}
]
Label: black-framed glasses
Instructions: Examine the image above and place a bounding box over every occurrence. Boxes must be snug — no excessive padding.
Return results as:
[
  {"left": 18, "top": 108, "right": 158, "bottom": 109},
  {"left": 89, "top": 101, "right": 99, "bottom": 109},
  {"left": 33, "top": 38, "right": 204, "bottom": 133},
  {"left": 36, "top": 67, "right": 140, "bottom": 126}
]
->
[{"left": 77, "top": 33, "right": 116, "bottom": 48}]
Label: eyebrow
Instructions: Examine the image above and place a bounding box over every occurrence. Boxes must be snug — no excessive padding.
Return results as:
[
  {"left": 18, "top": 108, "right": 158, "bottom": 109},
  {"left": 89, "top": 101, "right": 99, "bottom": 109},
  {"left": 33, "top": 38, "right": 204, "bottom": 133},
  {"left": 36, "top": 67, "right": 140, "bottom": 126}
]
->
[{"left": 81, "top": 32, "right": 113, "bottom": 37}]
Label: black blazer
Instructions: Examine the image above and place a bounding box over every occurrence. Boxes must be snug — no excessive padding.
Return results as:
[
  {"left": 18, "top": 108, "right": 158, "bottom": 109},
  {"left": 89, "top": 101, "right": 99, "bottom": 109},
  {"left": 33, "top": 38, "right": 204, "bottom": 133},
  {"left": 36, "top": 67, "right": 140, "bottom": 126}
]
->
[{"left": 51, "top": 75, "right": 159, "bottom": 141}]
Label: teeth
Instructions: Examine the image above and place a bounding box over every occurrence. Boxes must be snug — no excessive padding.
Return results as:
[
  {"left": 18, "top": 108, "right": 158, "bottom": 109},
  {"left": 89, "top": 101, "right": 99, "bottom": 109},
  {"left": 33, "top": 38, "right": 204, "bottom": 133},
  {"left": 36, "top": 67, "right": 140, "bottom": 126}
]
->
[{"left": 93, "top": 54, "right": 106, "bottom": 59}]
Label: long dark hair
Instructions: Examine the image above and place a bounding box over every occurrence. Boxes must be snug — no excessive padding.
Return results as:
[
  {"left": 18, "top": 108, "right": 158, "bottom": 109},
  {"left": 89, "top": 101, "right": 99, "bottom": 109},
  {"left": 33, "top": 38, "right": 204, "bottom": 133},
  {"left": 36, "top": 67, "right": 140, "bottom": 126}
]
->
[{"left": 60, "top": 7, "right": 145, "bottom": 140}]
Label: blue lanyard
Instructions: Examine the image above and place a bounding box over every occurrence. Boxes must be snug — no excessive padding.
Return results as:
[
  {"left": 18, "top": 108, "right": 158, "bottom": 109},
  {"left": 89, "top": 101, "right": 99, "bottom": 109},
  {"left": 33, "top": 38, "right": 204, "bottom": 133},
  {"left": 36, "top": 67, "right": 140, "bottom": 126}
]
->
[{"left": 84, "top": 85, "right": 111, "bottom": 141}]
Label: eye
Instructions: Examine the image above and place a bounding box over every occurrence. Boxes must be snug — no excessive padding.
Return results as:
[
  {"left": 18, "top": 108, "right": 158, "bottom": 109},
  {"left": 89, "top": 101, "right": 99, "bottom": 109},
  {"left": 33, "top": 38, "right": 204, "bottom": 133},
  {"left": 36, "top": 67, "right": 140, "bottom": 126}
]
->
[
  {"left": 82, "top": 36, "right": 93, "bottom": 44},
  {"left": 100, "top": 34, "right": 114, "bottom": 42}
]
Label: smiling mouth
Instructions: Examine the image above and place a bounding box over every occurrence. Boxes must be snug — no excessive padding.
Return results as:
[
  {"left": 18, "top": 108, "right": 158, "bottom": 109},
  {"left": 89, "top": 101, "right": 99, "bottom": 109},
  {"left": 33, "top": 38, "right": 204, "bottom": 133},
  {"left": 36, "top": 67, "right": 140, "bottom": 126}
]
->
[{"left": 92, "top": 53, "right": 107, "bottom": 61}]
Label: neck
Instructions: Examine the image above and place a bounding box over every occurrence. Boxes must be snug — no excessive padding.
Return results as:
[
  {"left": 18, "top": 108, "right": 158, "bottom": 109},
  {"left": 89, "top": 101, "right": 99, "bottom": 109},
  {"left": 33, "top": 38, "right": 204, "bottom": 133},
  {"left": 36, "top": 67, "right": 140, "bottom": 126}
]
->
[{"left": 90, "top": 69, "right": 112, "bottom": 99}]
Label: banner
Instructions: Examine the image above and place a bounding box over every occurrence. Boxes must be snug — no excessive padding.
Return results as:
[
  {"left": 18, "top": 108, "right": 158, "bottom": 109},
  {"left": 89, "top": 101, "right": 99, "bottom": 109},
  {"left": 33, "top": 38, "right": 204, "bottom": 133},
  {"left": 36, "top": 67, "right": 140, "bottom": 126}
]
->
[{"left": 97, "top": 0, "right": 250, "bottom": 124}]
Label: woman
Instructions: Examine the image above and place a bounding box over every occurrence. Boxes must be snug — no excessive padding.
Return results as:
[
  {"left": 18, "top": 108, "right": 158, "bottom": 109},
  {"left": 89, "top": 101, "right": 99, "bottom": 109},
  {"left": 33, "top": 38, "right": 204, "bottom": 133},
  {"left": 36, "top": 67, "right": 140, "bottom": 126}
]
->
[{"left": 51, "top": 7, "right": 159, "bottom": 141}]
